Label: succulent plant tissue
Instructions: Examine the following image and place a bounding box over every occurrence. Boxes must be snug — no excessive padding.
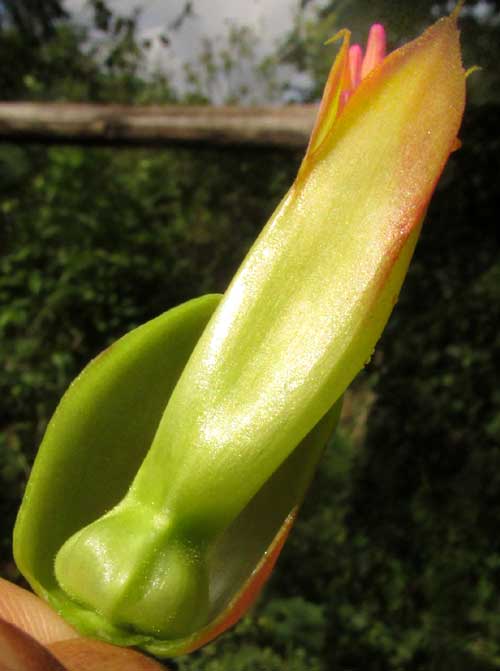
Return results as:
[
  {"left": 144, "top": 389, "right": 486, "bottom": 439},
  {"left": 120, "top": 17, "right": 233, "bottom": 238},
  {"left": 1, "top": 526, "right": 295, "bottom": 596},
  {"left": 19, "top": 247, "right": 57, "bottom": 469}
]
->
[{"left": 14, "top": 9, "right": 466, "bottom": 658}]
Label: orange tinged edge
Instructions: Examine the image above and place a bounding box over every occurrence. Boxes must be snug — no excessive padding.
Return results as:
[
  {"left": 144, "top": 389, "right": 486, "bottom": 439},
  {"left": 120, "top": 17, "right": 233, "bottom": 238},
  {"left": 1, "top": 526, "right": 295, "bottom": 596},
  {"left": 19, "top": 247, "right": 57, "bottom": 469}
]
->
[
  {"left": 187, "top": 19, "right": 465, "bottom": 653},
  {"left": 182, "top": 509, "right": 298, "bottom": 653},
  {"left": 180, "top": 13, "right": 466, "bottom": 654},
  {"left": 340, "top": 13, "right": 464, "bottom": 297}
]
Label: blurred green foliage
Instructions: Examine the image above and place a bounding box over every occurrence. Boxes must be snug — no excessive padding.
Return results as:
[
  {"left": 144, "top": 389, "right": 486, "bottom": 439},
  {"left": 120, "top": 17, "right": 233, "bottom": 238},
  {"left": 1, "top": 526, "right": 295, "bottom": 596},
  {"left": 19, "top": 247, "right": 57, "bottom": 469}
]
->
[{"left": 1, "top": 1, "right": 499, "bottom": 669}]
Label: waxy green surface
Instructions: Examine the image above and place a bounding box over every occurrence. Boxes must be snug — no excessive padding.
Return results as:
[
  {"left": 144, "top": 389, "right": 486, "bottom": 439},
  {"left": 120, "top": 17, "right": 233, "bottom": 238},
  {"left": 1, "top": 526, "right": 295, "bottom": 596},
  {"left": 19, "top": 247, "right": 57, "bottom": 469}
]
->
[{"left": 14, "top": 294, "right": 342, "bottom": 656}]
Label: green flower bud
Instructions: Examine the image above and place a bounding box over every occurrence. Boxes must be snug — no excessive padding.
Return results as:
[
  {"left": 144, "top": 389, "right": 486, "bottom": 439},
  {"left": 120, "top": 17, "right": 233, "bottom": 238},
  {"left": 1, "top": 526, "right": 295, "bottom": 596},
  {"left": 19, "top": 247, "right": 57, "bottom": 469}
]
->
[{"left": 14, "top": 11, "right": 465, "bottom": 658}]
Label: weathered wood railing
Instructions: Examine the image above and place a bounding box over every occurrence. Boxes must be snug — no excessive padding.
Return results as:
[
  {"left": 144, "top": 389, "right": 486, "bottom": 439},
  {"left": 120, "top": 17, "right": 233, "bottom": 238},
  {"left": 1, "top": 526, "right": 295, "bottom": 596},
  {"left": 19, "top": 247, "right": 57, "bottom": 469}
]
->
[{"left": 0, "top": 102, "right": 317, "bottom": 148}]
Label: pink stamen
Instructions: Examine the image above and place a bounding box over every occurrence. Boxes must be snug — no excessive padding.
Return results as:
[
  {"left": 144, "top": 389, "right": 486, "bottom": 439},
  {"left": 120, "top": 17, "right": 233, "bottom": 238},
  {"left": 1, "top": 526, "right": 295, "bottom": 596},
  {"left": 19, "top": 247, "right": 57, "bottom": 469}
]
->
[
  {"left": 330, "top": 23, "right": 387, "bottom": 123},
  {"left": 361, "top": 23, "right": 386, "bottom": 79},
  {"left": 348, "top": 44, "right": 363, "bottom": 90}
]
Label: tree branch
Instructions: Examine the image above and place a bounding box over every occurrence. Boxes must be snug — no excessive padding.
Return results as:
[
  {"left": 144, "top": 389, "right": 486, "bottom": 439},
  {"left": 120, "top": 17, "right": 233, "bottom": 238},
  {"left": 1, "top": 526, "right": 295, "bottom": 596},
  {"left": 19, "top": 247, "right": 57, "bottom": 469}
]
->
[{"left": 0, "top": 102, "right": 317, "bottom": 149}]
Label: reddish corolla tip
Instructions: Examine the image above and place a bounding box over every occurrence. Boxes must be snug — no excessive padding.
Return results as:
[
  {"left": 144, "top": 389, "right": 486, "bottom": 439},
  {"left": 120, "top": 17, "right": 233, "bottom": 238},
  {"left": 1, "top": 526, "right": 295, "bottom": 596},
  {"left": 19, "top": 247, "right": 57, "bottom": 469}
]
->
[
  {"left": 348, "top": 44, "right": 363, "bottom": 89},
  {"left": 361, "top": 23, "right": 387, "bottom": 79}
]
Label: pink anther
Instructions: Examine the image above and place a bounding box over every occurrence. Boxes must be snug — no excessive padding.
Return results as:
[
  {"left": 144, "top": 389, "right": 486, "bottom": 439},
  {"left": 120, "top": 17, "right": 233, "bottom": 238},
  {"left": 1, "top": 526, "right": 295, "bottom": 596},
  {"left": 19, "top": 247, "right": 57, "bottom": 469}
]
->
[
  {"left": 360, "top": 23, "right": 386, "bottom": 79},
  {"left": 348, "top": 44, "right": 363, "bottom": 90}
]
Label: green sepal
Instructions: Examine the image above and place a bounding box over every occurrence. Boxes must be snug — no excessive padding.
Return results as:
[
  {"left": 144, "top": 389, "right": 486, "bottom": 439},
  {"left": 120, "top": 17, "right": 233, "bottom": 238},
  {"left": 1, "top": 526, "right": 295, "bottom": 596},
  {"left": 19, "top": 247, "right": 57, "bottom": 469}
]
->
[
  {"left": 13, "top": 294, "right": 221, "bottom": 646},
  {"left": 13, "top": 292, "right": 342, "bottom": 656}
]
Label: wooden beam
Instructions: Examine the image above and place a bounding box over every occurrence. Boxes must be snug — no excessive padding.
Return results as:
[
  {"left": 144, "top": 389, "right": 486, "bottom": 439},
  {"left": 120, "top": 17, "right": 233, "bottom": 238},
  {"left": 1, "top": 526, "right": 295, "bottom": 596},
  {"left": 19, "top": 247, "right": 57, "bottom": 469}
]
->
[{"left": 0, "top": 102, "right": 317, "bottom": 149}]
